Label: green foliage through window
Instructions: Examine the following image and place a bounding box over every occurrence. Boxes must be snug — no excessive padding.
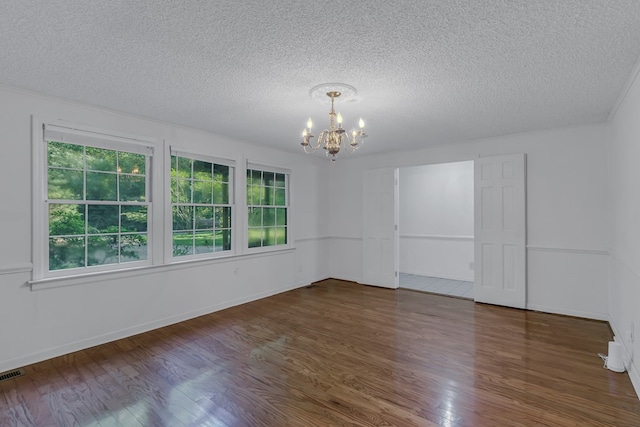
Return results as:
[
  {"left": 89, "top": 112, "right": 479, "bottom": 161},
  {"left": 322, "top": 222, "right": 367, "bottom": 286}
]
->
[
  {"left": 46, "top": 141, "right": 149, "bottom": 271},
  {"left": 247, "top": 169, "right": 288, "bottom": 248},
  {"left": 171, "top": 154, "right": 233, "bottom": 257}
]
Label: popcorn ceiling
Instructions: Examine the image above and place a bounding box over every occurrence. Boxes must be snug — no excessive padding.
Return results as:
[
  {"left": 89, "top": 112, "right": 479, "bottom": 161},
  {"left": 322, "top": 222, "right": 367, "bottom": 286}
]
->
[{"left": 1, "top": 0, "right": 640, "bottom": 154}]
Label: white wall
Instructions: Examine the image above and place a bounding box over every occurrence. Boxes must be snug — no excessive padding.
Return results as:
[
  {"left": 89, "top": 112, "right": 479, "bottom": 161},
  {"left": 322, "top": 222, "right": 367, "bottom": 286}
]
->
[
  {"left": 399, "top": 161, "right": 474, "bottom": 281},
  {"left": 609, "top": 63, "right": 640, "bottom": 396},
  {"left": 0, "top": 85, "right": 331, "bottom": 373},
  {"left": 328, "top": 124, "right": 610, "bottom": 320}
]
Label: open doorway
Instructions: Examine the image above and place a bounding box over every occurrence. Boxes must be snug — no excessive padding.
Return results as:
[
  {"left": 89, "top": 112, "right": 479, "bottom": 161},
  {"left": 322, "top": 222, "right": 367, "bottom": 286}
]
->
[{"left": 398, "top": 161, "right": 475, "bottom": 298}]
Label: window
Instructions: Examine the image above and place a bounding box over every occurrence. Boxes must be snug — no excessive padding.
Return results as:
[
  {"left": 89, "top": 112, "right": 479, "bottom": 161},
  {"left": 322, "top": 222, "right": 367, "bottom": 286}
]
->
[
  {"left": 42, "top": 125, "right": 153, "bottom": 276},
  {"left": 170, "top": 151, "right": 234, "bottom": 258},
  {"left": 246, "top": 165, "right": 289, "bottom": 249}
]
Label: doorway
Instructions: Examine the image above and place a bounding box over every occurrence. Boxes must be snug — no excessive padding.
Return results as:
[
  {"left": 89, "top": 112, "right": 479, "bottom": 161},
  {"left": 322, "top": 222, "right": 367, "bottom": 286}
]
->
[{"left": 397, "top": 161, "right": 475, "bottom": 298}]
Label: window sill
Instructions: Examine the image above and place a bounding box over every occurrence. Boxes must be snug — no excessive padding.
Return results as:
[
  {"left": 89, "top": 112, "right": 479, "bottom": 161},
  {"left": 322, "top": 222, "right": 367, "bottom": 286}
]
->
[{"left": 29, "top": 247, "right": 295, "bottom": 292}]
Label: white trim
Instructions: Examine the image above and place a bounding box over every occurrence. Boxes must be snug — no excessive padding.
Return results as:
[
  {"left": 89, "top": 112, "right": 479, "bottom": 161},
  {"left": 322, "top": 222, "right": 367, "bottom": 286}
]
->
[
  {"left": 330, "top": 236, "right": 362, "bottom": 241},
  {"left": 246, "top": 160, "right": 291, "bottom": 175},
  {"left": 44, "top": 123, "right": 155, "bottom": 154},
  {"left": 400, "top": 233, "right": 474, "bottom": 241},
  {"left": 526, "top": 245, "right": 609, "bottom": 256},
  {"left": 4, "top": 277, "right": 305, "bottom": 374},
  {"left": 29, "top": 248, "right": 295, "bottom": 291},
  {"left": 294, "top": 236, "right": 331, "bottom": 242},
  {"left": 170, "top": 146, "right": 236, "bottom": 167},
  {"left": 399, "top": 270, "right": 473, "bottom": 282},
  {"left": 526, "top": 303, "right": 609, "bottom": 322},
  {"left": 0, "top": 263, "right": 33, "bottom": 275}
]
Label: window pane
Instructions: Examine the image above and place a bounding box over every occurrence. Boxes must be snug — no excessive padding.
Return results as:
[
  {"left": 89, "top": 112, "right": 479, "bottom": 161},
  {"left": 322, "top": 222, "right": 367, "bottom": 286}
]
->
[
  {"left": 86, "top": 172, "right": 117, "bottom": 201},
  {"left": 173, "top": 231, "right": 193, "bottom": 256},
  {"left": 193, "top": 160, "right": 212, "bottom": 181},
  {"left": 214, "top": 164, "right": 229, "bottom": 182},
  {"left": 248, "top": 207, "right": 262, "bottom": 227},
  {"left": 263, "top": 187, "right": 274, "bottom": 206},
  {"left": 121, "top": 206, "right": 147, "bottom": 232},
  {"left": 48, "top": 142, "right": 83, "bottom": 169},
  {"left": 248, "top": 228, "right": 262, "bottom": 248},
  {"left": 87, "top": 235, "right": 118, "bottom": 266},
  {"left": 119, "top": 152, "right": 145, "bottom": 175},
  {"left": 276, "top": 208, "right": 287, "bottom": 226},
  {"left": 177, "top": 179, "right": 192, "bottom": 203},
  {"left": 48, "top": 168, "right": 83, "bottom": 200},
  {"left": 120, "top": 175, "right": 146, "bottom": 202},
  {"left": 194, "top": 230, "right": 214, "bottom": 254},
  {"left": 178, "top": 157, "right": 193, "bottom": 176},
  {"left": 252, "top": 170, "right": 262, "bottom": 186},
  {"left": 263, "top": 172, "right": 275, "bottom": 187},
  {"left": 49, "top": 236, "right": 85, "bottom": 270},
  {"left": 195, "top": 206, "right": 214, "bottom": 229},
  {"left": 275, "top": 188, "right": 286, "bottom": 206},
  {"left": 193, "top": 180, "right": 213, "bottom": 204},
  {"left": 263, "top": 227, "right": 276, "bottom": 246},
  {"left": 86, "top": 147, "right": 116, "bottom": 172},
  {"left": 87, "top": 205, "right": 119, "bottom": 234},
  {"left": 276, "top": 227, "right": 287, "bottom": 245},
  {"left": 263, "top": 207, "right": 275, "bottom": 226},
  {"left": 173, "top": 206, "right": 194, "bottom": 230},
  {"left": 49, "top": 204, "right": 85, "bottom": 236},
  {"left": 275, "top": 173, "right": 286, "bottom": 188},
  {"left": 249, "top": 185, "right": 261, "bottom": 206},
  {"left": 215, "top": 229, "right": 231, "bottom": 251},
  {"left": 213, "top": 183, "right": 229, "bottom": 204},
  {"left": 215, "top": 207, "right": 231, "bottom": 229},
  {"left": 121, "top": 233, "right": 147, "bottom": 262}
]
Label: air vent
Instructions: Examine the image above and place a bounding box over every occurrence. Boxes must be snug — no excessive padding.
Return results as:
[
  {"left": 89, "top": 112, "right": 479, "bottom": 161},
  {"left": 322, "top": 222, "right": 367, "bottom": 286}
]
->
[{"left": 0, "top": 368, "right": 25, "bottom": 382}]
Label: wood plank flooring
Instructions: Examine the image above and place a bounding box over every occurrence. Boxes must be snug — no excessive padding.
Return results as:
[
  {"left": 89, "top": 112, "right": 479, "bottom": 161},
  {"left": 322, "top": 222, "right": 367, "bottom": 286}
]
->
[{"left": 1, "top": 279, "right": 639, "bottom": 426}]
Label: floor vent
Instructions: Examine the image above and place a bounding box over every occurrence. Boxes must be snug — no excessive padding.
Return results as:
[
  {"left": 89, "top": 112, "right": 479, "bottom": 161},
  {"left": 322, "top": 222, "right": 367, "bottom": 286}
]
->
[{"left": 0, "top": 368, "right": 25, "bottom": 382}]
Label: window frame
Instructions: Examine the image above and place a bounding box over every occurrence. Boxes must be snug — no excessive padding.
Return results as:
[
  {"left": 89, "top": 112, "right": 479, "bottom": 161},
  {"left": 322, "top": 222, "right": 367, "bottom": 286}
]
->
[
  {"left": 167, "top": 148, "right": 236, "bottom": 262},
  {"left": 245, "top": 161, "right": 292, "bottom": 253},
  {"left": 32, "top": 119, "right": 159, "bottom": 280}
]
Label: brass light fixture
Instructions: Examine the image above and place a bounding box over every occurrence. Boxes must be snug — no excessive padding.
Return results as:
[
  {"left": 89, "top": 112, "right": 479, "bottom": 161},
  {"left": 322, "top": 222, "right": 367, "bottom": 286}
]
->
[{"left": 300, "top": 84, "right": 367, "bottom": 161}]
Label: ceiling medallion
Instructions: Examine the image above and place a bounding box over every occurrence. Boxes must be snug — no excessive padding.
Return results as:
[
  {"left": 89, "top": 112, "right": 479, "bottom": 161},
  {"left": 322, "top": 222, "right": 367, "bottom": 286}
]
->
[{"left": 300, "top": 83, "right": 367, "bottom": 161}]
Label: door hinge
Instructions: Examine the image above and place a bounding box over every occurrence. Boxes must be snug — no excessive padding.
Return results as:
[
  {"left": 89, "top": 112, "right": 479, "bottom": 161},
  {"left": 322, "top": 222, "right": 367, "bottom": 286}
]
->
[{"left": 395, "top": 271, "right": 398, "bottom": 277}]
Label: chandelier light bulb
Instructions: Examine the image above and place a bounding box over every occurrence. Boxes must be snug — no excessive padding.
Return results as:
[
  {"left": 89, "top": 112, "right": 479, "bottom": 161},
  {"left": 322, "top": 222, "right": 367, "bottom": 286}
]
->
[
  {"left": 337, "top": 112, "right": 343, "bottom": 125},
  {"left": 307, "top": 118, "right": 313, "bottom": 129},
  {"left": 302, "top": 129, "right": 307, "bottom": 137},
  {"left": 359, "top": 118, "right": 365, "bottom": 129}
]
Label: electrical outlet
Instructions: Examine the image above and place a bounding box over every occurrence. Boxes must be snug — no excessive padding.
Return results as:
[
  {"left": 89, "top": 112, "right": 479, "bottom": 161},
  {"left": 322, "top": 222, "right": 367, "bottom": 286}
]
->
[{"left": 627, "top": 322, "right": 634, "bottom": 344}]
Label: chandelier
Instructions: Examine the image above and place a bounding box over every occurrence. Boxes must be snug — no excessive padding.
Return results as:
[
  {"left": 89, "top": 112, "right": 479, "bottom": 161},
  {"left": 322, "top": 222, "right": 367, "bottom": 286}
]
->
[{"left": 300, "top": 83, "right": 367, "bottom": 161}]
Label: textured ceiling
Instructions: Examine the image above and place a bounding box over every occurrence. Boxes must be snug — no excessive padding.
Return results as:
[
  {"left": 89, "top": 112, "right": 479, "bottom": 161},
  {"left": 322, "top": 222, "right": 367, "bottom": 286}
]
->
[{"left": 2, "top": 1, "right": 640, "bottom": 155}]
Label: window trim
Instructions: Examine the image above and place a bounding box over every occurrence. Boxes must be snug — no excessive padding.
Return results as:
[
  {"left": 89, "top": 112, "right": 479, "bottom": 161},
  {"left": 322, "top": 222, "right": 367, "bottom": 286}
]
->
[
  {"left": 32, "top": 117, "right": 160, "bottom": 280},
  {"left": 244, "top": 161, "right": 292, "bottom": 254},
  {"left": 166, "top": 147, "right": 237, "bottom": 262}
]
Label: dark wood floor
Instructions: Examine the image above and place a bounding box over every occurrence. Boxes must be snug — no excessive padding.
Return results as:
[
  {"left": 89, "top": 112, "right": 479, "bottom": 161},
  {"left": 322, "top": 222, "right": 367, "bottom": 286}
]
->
[{"left": 1, "top": 279, "right": 639, "bottom": 426}]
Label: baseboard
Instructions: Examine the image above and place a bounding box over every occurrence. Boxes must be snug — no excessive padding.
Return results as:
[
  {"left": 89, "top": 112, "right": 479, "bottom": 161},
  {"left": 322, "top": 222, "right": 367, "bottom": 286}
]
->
[
  {"left": 400, "top": 270, "right": 474, "bottom": 282},
  {"left": 526, "top": 303, "right": 609, "bottom": 322},
  {"left": 610, "top": 318, "right": 640, "bottom": 400},
  {"left": 0, "top": 281, "right": 307, "bottom": 374}
]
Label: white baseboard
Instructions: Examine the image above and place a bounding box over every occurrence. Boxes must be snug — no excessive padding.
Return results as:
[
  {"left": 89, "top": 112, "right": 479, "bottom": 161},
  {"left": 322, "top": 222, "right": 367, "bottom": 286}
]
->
[
  {"left": 526, "top": 303, "right": 609, "bottom": 322},
  {"left": 0, "top": 281, "right": 308, "bottom": 374},
  {"left": 400, "top": 270, "right": 474, "bottom": 282},
  {"left": 610, "top": 318, "right": 640, "bottom": 401}
]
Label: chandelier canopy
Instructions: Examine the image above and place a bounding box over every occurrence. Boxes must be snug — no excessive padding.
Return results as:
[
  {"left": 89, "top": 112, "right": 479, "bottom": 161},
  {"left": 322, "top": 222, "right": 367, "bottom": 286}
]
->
[{"left": 300, "top": 83, "right": 367, "bottom": 161}]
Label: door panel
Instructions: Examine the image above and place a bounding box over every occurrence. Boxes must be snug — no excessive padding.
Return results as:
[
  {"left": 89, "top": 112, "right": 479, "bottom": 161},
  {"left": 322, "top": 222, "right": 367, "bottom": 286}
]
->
[
  {"left": 474, "top": 154, "right": 526, "bottom": 308},
  {"left": 362, "top": 168, "right": 398, "bottom": 289}
]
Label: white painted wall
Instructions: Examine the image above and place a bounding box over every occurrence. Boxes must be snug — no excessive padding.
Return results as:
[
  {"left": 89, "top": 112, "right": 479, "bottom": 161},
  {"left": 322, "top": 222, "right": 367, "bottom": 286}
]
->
[
  {"left": 0, "top": 85, "right": 331, "bottom": 373},
  {"left": 399, "top": 161, "right": 474, "bottom": 281},
  {"left": 609, "top": 63, "right": 640, "bottom": 396},
  {"left": 328, "top": 124, "right": 610, "bottom": 320}
]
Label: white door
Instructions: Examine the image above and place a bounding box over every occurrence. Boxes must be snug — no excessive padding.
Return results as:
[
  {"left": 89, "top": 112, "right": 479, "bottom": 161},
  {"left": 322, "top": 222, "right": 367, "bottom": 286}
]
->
[
  {"left": 474, "top": 154, "right": 526, "bottom": 308},
  {"left": 362, "top": 168, "right": 399, "bottom": 289}
]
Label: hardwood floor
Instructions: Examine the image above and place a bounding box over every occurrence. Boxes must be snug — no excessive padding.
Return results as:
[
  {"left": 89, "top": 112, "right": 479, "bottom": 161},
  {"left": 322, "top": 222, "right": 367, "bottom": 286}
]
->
[{"left": 1, "top": 279, "right": 639, "bottom": 426}]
